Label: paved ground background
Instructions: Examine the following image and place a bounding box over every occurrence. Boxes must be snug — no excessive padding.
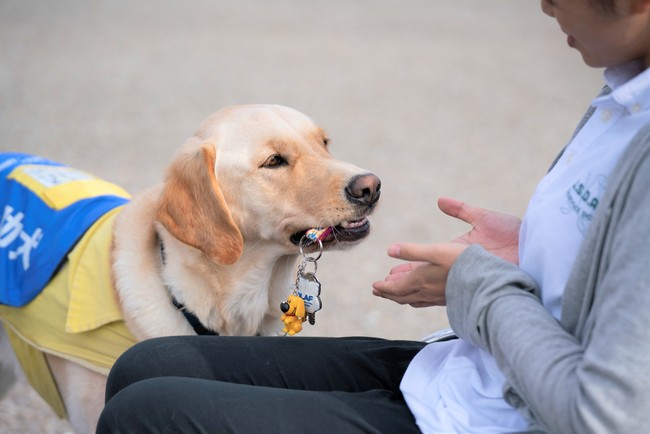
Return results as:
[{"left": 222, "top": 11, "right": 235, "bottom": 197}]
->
[{"left": 0, "top": 1, "right": 603, "bottom": 432}]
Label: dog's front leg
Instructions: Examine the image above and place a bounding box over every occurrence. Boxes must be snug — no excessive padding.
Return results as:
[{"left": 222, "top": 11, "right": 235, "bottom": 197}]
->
[{"left": 46, "top": 354, "right": 107, "bottom": 434}]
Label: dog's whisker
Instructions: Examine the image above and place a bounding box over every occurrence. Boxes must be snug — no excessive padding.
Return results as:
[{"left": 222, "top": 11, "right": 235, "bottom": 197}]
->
[{"left": 242, "top": 239, "right": 263, "bottom": 254}]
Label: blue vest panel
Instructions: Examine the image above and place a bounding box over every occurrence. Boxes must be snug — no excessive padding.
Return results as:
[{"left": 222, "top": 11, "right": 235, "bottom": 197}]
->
[{"left": 0, "top": 153, "right": 130, "bottom": 306}]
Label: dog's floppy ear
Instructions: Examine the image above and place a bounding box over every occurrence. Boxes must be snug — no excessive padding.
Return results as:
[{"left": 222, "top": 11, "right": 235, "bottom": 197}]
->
[
  {"left": 295, "top": 297, "right": 306, "bottom": 318},
  {"left": 156, "top": 142, "right": 243, "bottom": 265}
]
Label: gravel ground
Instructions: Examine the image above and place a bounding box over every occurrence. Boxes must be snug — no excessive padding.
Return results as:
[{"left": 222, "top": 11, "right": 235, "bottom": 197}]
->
[{"left": 0, "top": 1, "right": 603, "bottom": 432}]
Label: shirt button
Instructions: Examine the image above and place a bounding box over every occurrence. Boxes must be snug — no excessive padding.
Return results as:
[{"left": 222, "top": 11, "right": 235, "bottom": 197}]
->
[
  {"left": 600, "top": 110, "right": 612, "bottom": 122},
  {"left": 631, "top": 103, "right": 642, "bottom": 113}
]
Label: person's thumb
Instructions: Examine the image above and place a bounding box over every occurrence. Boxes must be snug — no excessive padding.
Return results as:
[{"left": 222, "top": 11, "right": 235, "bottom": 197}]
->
[{"left": 438, "top": 196, "right": 482, "bottom": 226}]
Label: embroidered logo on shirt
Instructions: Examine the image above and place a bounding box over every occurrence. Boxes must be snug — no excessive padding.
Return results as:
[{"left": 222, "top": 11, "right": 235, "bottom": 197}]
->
[{"left": 561, "top": 173, "right": 607, "bottom": 234}]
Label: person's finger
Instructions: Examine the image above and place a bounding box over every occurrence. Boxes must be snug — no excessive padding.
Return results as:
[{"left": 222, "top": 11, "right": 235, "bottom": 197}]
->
[
  {"left": 387, "top": 242, "right": 451, "bottom": 264},
  {"left": 373, "top": 287, "right": 421, "bottom": 305},
  {"left": 384, "top": 270, "right": 409, "bottom": 282},
  {"left": 409, "top": 301, "right": 437, "bottom": 308},
  {"left": 387, "top": 262, "right": 418, "bottom": 276},
  {"left": 372, "top": 276, "right": 415, "bottom": 295},
  {"left": 373, "top": 270, "right": 447, "bottom": 306},
  {"left": 376, "top": 285, "right": 443, "bottom": 307},
  {"left": 438, "top": 196, "right": 484, "bottom": 226},
  {"left": 437, "top": 196, "right": 466, "bottom": 219},
  {"left": 373, "top": 264, "right": 431, "bottom": 297}
]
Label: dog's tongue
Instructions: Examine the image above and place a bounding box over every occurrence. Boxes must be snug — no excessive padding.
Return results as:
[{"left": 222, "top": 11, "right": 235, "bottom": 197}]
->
[{"left": 305, "top": 227, "right": 333, "bottom": 243}]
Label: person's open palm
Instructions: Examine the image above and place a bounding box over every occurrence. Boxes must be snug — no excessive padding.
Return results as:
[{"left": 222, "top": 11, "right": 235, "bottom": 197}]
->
[{"left": 438, "top": 197, "right": 521, "bottom": 264}]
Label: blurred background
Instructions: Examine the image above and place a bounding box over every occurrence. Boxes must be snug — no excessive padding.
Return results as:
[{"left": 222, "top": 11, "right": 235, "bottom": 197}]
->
[{"left": 0, "top": 0, "right": 603, "bottom": 432}]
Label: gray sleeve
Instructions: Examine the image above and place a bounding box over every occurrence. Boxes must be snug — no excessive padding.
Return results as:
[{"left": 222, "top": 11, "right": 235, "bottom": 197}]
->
[{"left": 445, "top": 145, "right": 650, "bottom": 433}]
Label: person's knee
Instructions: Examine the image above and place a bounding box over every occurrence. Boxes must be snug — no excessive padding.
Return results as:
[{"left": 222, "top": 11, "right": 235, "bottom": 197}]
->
[
  {"left": 99, "top": 376, "right": 222, "bottom": 434},
  {"left": 98, "top": 378, "right": 168, "bottom": 434},
  {"left": 105, "top": 336, "right": 184, "bottom": 402}
]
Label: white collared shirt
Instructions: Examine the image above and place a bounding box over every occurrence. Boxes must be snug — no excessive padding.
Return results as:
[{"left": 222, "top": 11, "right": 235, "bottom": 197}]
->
[
  {"left": 401, "top": 63, "right": 650, "bottom": 434},
  {"left": 521, "top": 61, "right": 650, "bottom": 319}
]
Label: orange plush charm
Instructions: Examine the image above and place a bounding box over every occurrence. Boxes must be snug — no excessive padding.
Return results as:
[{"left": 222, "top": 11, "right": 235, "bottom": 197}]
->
[{"left": 280, "top": 295, "right": 306, "bottom": 335}]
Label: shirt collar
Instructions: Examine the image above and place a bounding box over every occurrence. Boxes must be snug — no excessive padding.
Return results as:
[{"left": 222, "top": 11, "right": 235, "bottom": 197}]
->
[{"left": 598, "top": 61, "right": 650, "bottom": 114}]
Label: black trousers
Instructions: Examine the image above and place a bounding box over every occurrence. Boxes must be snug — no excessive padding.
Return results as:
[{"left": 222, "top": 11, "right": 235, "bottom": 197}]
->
[{"left": 97, "top": 336, "right": 426, "bottom": 434}]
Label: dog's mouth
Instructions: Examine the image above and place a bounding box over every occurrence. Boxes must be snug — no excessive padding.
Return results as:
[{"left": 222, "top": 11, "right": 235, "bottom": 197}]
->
[{"left": 289, "top": 217, "right": 371, "bottom": 247}]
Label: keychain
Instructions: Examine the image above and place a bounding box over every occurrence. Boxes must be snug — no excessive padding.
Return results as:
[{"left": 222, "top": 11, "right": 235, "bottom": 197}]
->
[{"left": 280, "top": 227, "right": 330, "bottom": 335}]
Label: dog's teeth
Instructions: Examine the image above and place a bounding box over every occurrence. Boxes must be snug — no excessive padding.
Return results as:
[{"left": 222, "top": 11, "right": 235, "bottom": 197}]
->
[{"left": 341, "top": 218, "right": 367, "bottom": 229}]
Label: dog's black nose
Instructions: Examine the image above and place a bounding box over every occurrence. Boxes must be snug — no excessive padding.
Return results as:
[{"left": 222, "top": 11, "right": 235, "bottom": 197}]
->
[
  {"left": 346, "top": 174, "right": 381, "bottom": 207},
  {"left": 280, "top": 302, "right": 290, "bottom": 313}
]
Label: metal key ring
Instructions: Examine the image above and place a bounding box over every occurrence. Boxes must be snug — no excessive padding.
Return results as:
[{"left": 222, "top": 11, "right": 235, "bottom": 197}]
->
[{"left": 299, "top": 235, "right": 324, "bottom": 262}]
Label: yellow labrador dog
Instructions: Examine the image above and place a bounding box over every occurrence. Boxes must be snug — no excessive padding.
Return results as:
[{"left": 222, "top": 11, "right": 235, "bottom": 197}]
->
[{"left": 0, "top": 104, "right": 380, "bottom": 433}]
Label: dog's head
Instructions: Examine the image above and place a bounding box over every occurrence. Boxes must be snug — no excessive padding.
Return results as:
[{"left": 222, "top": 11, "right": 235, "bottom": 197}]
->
[
  {"left": 156, "top": 104, "right": 380, "bottom": 265},
  {"left": 280, "top": 295, "right": 306, "bottom": 318}
]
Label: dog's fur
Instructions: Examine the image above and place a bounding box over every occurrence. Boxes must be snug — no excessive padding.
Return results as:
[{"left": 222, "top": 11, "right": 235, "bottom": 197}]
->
[{"left": 0, "top": 104, "right": 380, "bottom": 433}]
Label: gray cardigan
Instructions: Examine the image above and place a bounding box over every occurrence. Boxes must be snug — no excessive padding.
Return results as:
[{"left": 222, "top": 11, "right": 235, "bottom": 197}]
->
[{"left": 446, "top": 117, "right": 650, "bottom": 433}]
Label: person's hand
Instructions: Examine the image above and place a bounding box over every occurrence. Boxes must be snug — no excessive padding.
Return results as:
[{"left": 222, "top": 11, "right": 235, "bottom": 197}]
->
[
  {"left": 372, "top": 243, "right": 467, "bottom": 307},
  {"left": 438, "top": 197, "right": 521, "bottom": 264},
  {"left": 372, "top": 197, "right": 520, "bottom": 308}
]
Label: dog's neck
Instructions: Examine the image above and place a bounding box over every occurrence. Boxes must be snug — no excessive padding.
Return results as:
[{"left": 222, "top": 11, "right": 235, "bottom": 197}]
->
[
  {"left": 159, "top": 239, "right": 218, "bottom": 335},
  {"left": 155, "top": 226, "right": 299, "bottom": 336}
]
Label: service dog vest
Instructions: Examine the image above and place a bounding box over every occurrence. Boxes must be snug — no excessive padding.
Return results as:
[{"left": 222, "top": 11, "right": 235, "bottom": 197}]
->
[
  {"left": 0, "top": 153, "right": 130, "bottom": 306},
  {"left": 0, "top": 153, "right": 136, "bottom": 418},
  {"left": 0, "top": 206, "right": 139, "bottom": 418}
]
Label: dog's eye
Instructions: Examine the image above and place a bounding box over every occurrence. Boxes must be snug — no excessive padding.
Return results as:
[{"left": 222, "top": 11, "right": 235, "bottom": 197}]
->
[{"left": 261, "top": 154, "right": 288, "bottom": 168}]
